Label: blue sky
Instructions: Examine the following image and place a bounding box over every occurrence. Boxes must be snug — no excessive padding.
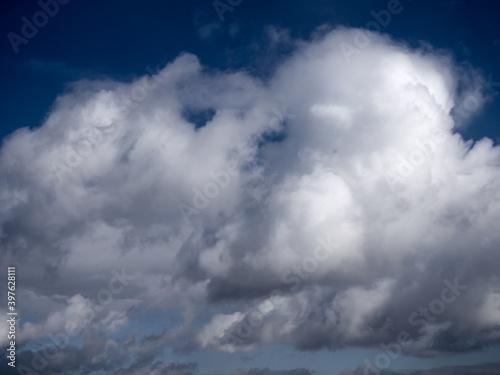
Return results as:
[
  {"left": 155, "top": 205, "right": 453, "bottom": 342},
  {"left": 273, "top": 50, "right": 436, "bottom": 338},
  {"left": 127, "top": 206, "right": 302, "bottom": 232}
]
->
[
  {"left": 1, "top": 0, "right": 499, "bottom": 141},
  {"left": 1, "top": 1, "right": 500, "bottom": 375}
]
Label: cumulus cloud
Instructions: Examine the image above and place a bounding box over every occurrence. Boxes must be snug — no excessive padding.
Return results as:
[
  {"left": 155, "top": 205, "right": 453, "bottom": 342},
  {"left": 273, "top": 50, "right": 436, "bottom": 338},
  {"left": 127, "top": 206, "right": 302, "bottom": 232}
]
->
[{"left": 1, "top": 27, "right": 500, "bottom": 373}]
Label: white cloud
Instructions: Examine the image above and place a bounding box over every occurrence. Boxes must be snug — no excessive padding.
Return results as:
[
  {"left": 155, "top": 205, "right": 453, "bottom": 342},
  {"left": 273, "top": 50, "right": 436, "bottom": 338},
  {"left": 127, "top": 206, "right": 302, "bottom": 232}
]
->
[{"left": 1, "top": 27, "right": 500, "bottom": 362}]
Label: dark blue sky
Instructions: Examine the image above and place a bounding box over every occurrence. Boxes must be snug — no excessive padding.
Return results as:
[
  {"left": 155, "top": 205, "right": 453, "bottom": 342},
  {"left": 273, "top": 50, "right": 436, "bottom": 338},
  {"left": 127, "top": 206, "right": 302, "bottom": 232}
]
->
[{"left": 1, "top": 0, "right": 499, "bottom": 143}]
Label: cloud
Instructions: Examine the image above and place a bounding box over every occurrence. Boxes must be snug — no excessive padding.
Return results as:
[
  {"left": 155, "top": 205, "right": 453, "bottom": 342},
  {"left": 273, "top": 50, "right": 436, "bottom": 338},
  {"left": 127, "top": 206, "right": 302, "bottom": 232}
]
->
[
  {"left": 340, "top": 362, "right": 500, "bottom": 375},
  {"left": 1, "top": 27, "right": 500, "bottom": 372},
  {"left": 230, "top": 368, "right": 313, "bottom": 375},
  {"left": 114, "top": 361, "right": 198, "bottom": 375}
]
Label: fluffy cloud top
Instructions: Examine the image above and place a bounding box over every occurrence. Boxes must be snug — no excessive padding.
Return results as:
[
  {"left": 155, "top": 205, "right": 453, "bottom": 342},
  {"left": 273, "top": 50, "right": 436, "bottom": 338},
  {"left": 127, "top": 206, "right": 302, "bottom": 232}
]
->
[{"left": 1, "top": 27, "right": 499, "bottom": 373}]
